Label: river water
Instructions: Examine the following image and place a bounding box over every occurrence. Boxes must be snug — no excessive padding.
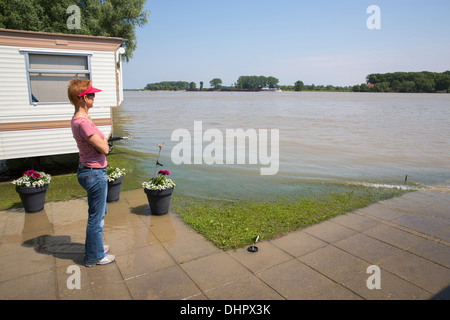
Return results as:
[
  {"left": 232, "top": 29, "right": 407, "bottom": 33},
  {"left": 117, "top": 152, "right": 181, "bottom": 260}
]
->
[{"left": 112, "top": 91, "right": 450, "bottom": 200}]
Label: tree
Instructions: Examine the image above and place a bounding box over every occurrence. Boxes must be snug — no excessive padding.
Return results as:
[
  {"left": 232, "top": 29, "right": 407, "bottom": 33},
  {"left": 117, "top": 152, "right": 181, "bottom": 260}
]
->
[
  {"left": 434, "top": 72, "right": 450, "bottom": 92},
  {"left": 189, "top": 82, "right": 196, "bottom": 90},
  {"left": 363, "top": 71, "right": 450, "bottom": 93},
  {"left": 267, "top": 76, "right": 279, "bottom": 88},
  {"left": 359, "top": 83, "right": 370, "bottom": 92},
  {"left": 399, "top": 81, "right": 416, "bottom": 93},
  {"left": 416, "top": 78, "right": 435, "bottom": 93},
  {"left": 210, "top": 78, "right": 222, "bottom": 90},
  {"left": 294, "top": 81, "right": 304, "bottom": 91},
  {"left": 0, "top": 0, "right": 149, "bottom": 62},
  {"left": 199, "top": 81, "right": 204, "bottom": 91},
  {"left": 391, "top": 80, "right": 401, "bottom": 92},
  {"left": 236, "top": 75, "right": 278, "bottom": 90},
  {"left": 366, "top": 74, "right": 379, "bottom": 84},
  {"left": 374, "top": 82, "right": 390, "bottom": 92},
  {"left": 145, "top": 81, "right": 190, "bottom": 91}
]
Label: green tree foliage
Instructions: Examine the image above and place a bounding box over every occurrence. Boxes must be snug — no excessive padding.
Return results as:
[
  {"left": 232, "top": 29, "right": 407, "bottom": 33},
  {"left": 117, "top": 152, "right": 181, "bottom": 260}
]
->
[
  {"left": 210, "top": 78, "right": 222, "bottom": 90},
  {"left": 365, "top": 71, "right": 450, "bottom": 93},
  {"left": 399, "top": 81, "right": 417, "bottom": 93},
  {"left": 0, "top": 0, "right": 148, "bottom": 61},
  {"left": 267, "top": 76, "right": 279, "bottom": 88},
  {"left": 373, "top": 82, "right": 390, "bottom": 92},
  {"left": 144, "top": 81, "right": 190, "bottom": 91},
  {"left": 352, "top": 85, "right": 361, "bottom": 92},
  {"left": 237, "top": 75, "right": 279, "bottom": 90},
  {"left": 294, "top": 81, "right": 304, "bottom": 91},
  {"left": 287, "top": 83, "right": 349, "bottom": 92}
]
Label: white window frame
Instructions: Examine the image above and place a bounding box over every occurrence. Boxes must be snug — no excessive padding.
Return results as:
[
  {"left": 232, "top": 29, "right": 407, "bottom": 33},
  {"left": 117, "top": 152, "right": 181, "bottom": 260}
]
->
[{"left": 22, "top": 50, "right": 92, "bottom": 105}]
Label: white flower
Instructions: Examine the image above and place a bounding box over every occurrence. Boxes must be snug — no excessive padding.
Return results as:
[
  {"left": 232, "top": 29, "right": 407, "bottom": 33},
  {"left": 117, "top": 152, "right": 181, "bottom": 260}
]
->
[
  {"left": 12, "top": 170, "right": 51, "bottom": 188},
  {"left": 142, "top": 179, "right": 176, "bottom": 190},
  {"left": 106, "top": 167, "right": 126, "bottom": 182}
]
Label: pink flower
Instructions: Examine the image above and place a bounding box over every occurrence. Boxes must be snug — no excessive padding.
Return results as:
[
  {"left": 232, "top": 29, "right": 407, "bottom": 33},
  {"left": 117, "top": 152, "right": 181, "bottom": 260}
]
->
[
  {"left": 22, "top": 170, "right": 41, "bottom": 179},
  {"left": 158, "top": 170, "right": 170, "bottom": 176}
]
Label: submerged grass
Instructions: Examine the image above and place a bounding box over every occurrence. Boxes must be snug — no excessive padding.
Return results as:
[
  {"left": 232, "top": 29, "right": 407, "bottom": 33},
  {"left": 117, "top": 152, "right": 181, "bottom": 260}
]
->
[{"left": 171, "top": 186, "right": 405, "bottom": 250}]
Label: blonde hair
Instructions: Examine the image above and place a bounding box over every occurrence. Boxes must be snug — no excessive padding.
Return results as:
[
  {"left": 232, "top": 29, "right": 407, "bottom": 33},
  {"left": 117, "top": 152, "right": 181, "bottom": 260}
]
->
[{"left": 67, "top": 78, "right": 91, "bottom": 106}]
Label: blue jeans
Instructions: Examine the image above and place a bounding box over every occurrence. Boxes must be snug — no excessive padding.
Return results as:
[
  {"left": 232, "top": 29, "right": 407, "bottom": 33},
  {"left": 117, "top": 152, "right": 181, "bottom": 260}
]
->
[{"left": 77, "top": 167, "right": 107, "bottom": 263}]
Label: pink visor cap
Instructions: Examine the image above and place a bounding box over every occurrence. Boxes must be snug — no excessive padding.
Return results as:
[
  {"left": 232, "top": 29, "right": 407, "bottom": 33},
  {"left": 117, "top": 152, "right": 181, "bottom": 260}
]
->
[{"left": 77, "top": 86, "right": 102, "bottom": 97}]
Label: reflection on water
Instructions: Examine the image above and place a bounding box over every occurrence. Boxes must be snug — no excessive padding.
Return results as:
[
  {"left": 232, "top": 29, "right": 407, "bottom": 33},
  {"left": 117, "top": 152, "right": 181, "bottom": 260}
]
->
[
  {"left": 21, "top": 209, "right": 85, "bottom": 263},
  {"left": 129, "top": 201, "right": 177, "bottom": 245},
  {"left": 113, "top": 91, "right": 450, "bottom": 200},
  {"left": 21, "top": 209, "right": 53, "bottom": 243}
]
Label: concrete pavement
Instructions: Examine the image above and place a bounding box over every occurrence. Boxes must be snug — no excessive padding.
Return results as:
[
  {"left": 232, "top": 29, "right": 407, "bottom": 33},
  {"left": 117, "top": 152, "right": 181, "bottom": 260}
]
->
[{"left": 0, "top": 187, "right": 449, "bottom": 300}]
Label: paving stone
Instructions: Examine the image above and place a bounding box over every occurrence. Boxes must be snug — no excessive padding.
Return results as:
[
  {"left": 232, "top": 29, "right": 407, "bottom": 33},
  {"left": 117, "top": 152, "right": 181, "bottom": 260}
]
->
[
  {"left": 180, "top": 251, "right": 252, "bottom": 292},
  {"left": 162, "top": 232, "right": 219, "bottom": 264},
  {"left": 312, "top": 284, "right": 364, "bottom": 300},
  {"left": 298, "top": 245, "right": 370, "bottom": 283},
  {"left": 342, "top": 268, "right": 432, "bottom": 300},
  {"left": 407, "top": 239, "right": 450, "bottom": 268},
  {"left": 57, "top": 262, "right": 125, "bottom": 299},
  {"left": 363, "top": 224, "right": 425, "bottom": 250},
  {"left": 330, "top": 212, "right": 380, "bottom": 232},
  {"left": 303, "top": 221, "right": 357, "bottom": 243},
  {"left": 126, "top": 265, "right": 201, "bottom": 300},
  {"left": 115, "top": 244, "right": 177, "bottom": 279},
  {"left": 61, "top": 281, "right": 132, "bottom": 300},
  {"left": 391, "top": 214, "right": 449, "bottom": 237},
  {"left": 205, "top": 275, "right": 284, "bottom": 300},
  {"left": 334, "top": 233, "right": 403, "bottom": 264},
  {"left": 227, "top": 241, "right": 293, "bottom": 273},
  {"left": 0, "top": 270, "right": 57, "bottom": 300},
  {"left": 270, "top": 230, "right": 328, "bottom": 257},
  {"left": 257, "top": 259, "right": 338, "bottom": 300},
  {"left": 380, "top": 251, "right": 450, "bottom": 295},
  {"left": 358, "top": 204, "right": 406, "bottom": 221}
]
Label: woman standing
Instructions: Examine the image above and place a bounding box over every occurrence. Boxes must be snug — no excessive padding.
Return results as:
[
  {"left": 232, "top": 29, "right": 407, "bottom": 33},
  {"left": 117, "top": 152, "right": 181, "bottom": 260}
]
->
[{"left": 68, "top": 79, "right": 115, "bottom": 267}]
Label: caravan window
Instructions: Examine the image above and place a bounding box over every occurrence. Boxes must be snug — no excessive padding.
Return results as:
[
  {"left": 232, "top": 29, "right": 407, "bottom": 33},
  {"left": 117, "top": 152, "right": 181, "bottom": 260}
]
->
[{"left": 25, "top": 53, "right": 91, "bottom": 104}]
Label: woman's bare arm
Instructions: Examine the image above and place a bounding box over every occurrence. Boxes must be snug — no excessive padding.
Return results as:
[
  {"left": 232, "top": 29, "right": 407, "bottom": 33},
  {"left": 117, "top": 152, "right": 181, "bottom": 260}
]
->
[{"left": 86, "top": 134, "right": 109, "bottom": 155}]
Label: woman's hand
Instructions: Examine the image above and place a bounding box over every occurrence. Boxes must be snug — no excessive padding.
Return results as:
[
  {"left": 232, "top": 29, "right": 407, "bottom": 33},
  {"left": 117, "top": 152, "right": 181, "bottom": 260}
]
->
[{"left": 86, "top": 133, "right": 110, "bottom": 155}]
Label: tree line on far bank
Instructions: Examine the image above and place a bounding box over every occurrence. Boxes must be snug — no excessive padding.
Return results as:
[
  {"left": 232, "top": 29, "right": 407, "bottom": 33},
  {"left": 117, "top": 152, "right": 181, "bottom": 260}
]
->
[
  {"left": 359, "top": 71, "right": 450, "bottom": 93},
  {"left": 143, "top": 71, "right": 450, "bottom": 93},
  {"left": 144, "top": 76, "right": 281, "bottom": 91}
]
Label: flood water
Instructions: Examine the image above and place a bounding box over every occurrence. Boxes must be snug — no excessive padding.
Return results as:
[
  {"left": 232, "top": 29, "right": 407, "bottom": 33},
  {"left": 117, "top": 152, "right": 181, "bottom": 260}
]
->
[{"left": 112, "top": 91, "right": 450, "bottom": 200}]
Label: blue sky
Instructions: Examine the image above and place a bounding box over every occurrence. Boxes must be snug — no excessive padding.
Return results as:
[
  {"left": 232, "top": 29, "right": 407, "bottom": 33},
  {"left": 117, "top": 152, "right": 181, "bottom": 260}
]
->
[{"left": 122, "top": 0, "right": 450, "bottom": 89}]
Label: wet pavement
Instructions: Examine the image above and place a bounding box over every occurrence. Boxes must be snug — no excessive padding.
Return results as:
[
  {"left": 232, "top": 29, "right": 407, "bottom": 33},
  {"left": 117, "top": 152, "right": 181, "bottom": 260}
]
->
[{"left": 0, "top": 187, "right": 449, "bottom": 300}]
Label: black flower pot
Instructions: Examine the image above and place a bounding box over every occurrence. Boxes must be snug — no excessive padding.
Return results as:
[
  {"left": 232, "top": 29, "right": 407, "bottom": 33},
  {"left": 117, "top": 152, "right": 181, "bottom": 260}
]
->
[
  {"left": 16, "top": 184, "right": 49, "bottom": 213},
  {"left": 107, "top": 176, "right": 123, "bottom": 203},
  {"left": 144, "top": 186, "right": 174, "bottom": 215}
]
